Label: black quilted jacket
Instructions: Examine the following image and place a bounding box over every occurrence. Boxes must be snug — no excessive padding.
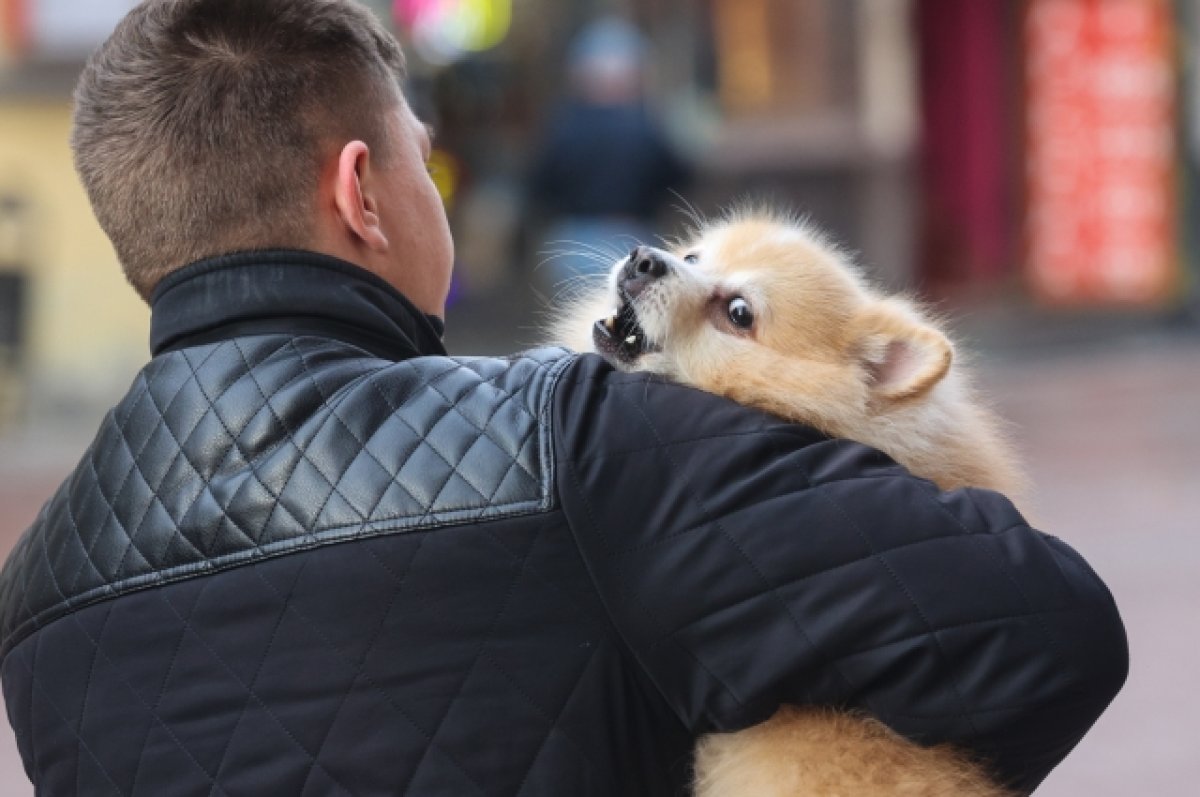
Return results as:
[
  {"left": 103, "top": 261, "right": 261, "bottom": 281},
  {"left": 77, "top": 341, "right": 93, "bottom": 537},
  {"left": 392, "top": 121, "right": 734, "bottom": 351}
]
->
[{"left": 0, "top": 252, "right": 1126, "bottom": 796}]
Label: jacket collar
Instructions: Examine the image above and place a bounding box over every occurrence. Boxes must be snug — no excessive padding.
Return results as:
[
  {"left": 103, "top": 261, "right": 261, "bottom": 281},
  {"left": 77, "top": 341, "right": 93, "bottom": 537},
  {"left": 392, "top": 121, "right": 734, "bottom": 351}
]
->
[{"left": 149, "top": 250, "right": 447, "bottom": 361}]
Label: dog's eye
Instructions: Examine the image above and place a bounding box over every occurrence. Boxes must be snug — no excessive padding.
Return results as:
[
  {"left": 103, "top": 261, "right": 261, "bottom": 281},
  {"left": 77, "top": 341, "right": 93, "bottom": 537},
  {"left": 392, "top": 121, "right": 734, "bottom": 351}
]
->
[
  {"left": 684, "top": 252, "right": 700, "bottom": 264},
  {"left": 728, "top": 297, "right": 754, "bottom": 329}
]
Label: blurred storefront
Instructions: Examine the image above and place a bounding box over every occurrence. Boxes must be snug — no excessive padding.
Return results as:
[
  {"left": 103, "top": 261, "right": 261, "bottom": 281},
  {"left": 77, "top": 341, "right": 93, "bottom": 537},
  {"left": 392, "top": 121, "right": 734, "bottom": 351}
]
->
[{"left": 1023, "top": 0, "right": 1181, "bottom": 306}]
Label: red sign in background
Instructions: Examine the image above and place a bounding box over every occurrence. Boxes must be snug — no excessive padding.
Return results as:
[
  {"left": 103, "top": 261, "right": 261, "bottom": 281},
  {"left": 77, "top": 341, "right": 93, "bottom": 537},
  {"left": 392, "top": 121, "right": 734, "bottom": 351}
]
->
[{"left": 1025, "top": 0, "right": 1178, "bottom": 305}]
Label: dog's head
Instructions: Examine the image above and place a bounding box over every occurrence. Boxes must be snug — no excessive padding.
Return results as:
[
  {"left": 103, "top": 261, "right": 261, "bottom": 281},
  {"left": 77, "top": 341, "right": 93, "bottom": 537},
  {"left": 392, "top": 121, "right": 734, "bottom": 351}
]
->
[{"left": 588, "top": 212, "right": 954, "bottom": 422}]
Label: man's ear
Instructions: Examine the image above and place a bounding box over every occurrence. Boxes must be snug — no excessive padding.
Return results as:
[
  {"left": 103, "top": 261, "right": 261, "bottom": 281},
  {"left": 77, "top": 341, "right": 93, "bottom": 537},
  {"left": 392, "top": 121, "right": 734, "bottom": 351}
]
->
[
  {"left": 332, "top": 141, "right": 389, "bottom": 252},
  {"left": 850, "top": 298, "right": 952, "bottom": 404}
]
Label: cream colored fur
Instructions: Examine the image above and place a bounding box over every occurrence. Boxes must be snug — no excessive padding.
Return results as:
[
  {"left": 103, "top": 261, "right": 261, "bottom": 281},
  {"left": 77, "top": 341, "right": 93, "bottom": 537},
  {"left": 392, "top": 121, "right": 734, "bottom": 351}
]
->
[
  {"left": 694, "top": 708, "right": 1010, "bottom": 797},
  {"left": 550, "top": 210, "right": 1023, "bottom": 796}
]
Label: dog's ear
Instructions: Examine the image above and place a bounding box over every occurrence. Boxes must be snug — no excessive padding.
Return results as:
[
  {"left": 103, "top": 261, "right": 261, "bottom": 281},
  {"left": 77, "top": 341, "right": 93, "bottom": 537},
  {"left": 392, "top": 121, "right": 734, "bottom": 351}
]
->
[{"left": 850, "top": 299, "right": 952, "bottom": 404}]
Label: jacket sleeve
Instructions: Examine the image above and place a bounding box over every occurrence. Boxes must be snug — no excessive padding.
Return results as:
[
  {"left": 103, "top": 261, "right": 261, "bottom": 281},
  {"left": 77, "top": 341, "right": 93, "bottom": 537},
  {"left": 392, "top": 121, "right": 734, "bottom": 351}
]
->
[{"left": 552, "top": 356, "right": 1127, "bottom": 794}]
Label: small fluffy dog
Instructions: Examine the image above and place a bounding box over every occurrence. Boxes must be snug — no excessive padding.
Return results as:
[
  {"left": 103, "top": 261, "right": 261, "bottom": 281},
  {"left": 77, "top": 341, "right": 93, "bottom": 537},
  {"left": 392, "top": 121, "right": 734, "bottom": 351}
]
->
[{"left": 552, "top": 210, "right": 1022, "bottom": 796}]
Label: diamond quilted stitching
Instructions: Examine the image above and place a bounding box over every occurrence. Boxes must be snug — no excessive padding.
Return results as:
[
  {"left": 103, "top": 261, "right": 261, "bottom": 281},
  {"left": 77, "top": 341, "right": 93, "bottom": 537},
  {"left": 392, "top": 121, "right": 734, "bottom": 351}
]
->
[
  {"left": 4, "top": 468, "right": 641, "bottom": 795},
  {"left": 396, "top": 526, "right": 545, "bottom": 797},
  {"left": 74, "top": 605, "right": 114, "bottom": 796},
  {"left": 330, "top": 444, "right": 406, "bottom": 520},
  {"left": 367, "top": 384, "right": 499, "bottom": 519},
  {"left": 217, "top": 441, "right": 304, "bottom": 546},
  {"left": 16, "top": 599, "right": 226, "bottom": 795},
  {"left": 71, "top": 426, "right": 150, "bottom": 591},
  {"left": 15, "top": 649, "right": 126, "bottom": 795},
  {"left": 232, "top": 340, "right": 371, "bottom": 533},
  {"left": 249, "top": 540, "right": 496, "bottom": 796},
  {"left": 107, "top": 345, "right": 253, "bottom": 565},
  {"left": 290, "top": 537, "right": 427, "bottom": 794},
  {"left": 360, "top": 365, "right": 543, "bottom": 513},
  {"left": 178, "top": 345, "right": 314, "bottom": 545},
  {"left": 283, "top": 357, "right": 437, "bottom": 524},
  {"left": 801, "top": 475, "right": 983, "bottom": 733},
  {"left": 510, "top": 650, "right": 601, "bottom": 797},
  {"left": 421, "top": 374, "right": 540, "bottom": 485},
  {"left": 54, "top": 498, "right": 105, "bottom": 597},
  {"left": 125, "top": 582, "right": 211, "bottom": 795},
  {"left": 0, "top": 344, "right": 570, "bottom": 661},
  {"left": 153, "top": 564, "right": 357, "bottom": 796},
  {"left": 624, "top": 396, "right": 886, "bottom": 704}
]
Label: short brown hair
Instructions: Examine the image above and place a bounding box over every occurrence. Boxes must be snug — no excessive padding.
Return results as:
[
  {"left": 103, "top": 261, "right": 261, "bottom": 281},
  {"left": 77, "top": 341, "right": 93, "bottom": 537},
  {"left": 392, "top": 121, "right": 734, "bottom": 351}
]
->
[{"left": 72, "top": 0, "right": 406, "bottom": 299}]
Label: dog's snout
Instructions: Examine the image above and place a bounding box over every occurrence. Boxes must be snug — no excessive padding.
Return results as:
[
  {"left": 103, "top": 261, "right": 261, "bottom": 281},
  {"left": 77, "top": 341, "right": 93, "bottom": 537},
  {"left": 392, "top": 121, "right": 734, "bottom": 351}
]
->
[
  {"left": 621, "top": 246, "right": 671, "bottom": 298},
  {"left": 630, "top": 246, "right": 669, "bottom": 279}
]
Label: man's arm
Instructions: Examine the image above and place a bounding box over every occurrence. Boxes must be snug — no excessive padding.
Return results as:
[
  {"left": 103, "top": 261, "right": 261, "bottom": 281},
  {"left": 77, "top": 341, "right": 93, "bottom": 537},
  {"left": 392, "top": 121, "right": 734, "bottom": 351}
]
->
[{"left": 553, "top": 355, "right": 1127, "bottom": 793}]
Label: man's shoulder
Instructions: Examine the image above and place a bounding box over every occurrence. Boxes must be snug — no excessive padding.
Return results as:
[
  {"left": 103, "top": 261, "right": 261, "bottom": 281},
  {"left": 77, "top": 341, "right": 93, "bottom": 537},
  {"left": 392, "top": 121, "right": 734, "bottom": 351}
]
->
[{"left": 0, "top": 340, "right": 577, "bottom": 658}]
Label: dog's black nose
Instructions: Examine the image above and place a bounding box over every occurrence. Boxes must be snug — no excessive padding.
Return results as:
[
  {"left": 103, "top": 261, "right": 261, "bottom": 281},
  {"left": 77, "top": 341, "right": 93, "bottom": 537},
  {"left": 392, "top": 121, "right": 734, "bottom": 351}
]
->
[
  {"left": 620, "top": 246, "right": 672, "bottom": 299},
  {"left": 625, "top": 246, "right": 670, "bottom": 281}
]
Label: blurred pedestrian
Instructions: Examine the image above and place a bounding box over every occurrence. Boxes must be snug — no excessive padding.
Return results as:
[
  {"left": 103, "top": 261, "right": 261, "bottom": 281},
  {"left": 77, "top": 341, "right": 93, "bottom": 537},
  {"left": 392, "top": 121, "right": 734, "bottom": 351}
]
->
[{"left": 530, "top": 17, "right": 690, "bottom": 292}]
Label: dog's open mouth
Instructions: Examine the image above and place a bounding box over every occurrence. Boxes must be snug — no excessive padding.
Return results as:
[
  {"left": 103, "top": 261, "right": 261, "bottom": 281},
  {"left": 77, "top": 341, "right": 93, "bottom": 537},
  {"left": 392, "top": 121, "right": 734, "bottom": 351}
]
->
[{"left": 593, "top": 291, "right": 657, "bottom": 364}]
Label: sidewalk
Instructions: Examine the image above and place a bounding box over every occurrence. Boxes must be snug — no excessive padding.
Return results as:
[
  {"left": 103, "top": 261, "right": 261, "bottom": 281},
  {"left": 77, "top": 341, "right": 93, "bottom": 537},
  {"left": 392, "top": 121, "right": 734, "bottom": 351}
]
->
[
  {"left": 977, "top": 336, "right": 1200, "bottom": 796},
  {"left": 0, "top": 322, "right": 1196, "bottom": 794}
]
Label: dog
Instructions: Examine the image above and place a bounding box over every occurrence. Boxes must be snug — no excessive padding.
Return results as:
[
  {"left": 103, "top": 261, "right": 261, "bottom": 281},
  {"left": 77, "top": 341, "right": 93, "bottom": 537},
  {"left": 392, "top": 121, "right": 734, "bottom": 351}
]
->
[{"left": 551, "top": 209, "right": 1022, "bottom": 796}]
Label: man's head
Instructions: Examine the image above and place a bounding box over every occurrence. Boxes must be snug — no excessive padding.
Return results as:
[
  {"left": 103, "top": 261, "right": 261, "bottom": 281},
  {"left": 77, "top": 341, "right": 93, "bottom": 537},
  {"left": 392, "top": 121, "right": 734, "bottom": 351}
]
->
[{"left": 73, "top": 0, "right": 453, "bottom": 315}]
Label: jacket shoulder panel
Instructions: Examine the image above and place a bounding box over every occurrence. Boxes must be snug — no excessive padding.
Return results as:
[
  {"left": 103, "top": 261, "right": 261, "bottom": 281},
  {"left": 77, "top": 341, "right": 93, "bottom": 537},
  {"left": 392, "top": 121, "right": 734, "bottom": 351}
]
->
[{"left": 0, "top": 338, "right": 575, "bottom": 654}]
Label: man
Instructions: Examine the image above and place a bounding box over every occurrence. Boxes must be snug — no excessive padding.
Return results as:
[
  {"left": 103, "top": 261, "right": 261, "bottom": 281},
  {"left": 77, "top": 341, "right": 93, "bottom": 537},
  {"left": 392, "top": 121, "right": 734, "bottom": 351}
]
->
[{"left": 0, "top": 1, "right": 1125, "bottom": 795}]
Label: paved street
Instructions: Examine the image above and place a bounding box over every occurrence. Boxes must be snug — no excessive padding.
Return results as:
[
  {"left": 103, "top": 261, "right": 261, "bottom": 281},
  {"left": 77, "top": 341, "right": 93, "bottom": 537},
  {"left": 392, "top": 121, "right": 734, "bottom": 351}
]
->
[
  {"left": 976, "top": 335, "right": 1200, "bottom": 796},
  {"left": 0, "top": 328, "right": 1196, "bottom": 795}
]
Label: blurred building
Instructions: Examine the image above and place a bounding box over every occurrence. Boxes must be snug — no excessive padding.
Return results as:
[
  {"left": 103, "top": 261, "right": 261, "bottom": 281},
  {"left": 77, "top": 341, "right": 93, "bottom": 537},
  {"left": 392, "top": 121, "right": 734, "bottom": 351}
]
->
[
  {"left": 0, "top": 0, "right": 1197, "bottom": 425},
  {"left": 0, "top": 1, "right": 147, "bottom": 426}
]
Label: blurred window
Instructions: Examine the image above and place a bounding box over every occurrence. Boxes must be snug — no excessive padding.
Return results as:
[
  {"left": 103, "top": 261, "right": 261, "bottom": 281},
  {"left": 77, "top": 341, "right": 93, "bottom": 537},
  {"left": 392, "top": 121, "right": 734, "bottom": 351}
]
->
[
  {"left": 711, "top": 0, "right": 856, "bottom": 120},
  {"left": 695, "top": 0, "right": 916, "bottom": 169},
  {"left": 0, "top": 272, "right": 25, "bottom": 355},
  {"left": 0, "top": 197, "right": 28, "bottom": 358}
]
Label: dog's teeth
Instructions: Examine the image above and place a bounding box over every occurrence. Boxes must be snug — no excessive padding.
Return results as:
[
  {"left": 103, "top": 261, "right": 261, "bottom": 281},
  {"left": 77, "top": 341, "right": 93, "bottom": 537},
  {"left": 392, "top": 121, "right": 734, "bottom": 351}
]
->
[
  {"left": 605, "top": 316, "right": 616, "bottom": 332},
  {"left": 624, "top": 335, "right": 637, "bottom": 346}
]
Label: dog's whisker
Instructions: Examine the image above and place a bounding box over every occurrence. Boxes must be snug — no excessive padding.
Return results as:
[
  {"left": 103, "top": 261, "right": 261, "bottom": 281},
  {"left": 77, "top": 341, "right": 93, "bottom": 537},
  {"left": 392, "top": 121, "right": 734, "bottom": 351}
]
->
[
  {"left": 608, "top": 235, "right": 643, "bottom": 252},
  {"left": 654, "top": 233, "right": 681, "bottom": 251},
  {"left": 540, "top": 246, "right": 599, "bottom": 261},
  {"left": 669, "top": 189, "right": 708, "bottom": 235},
  {"left": 535, "top": 250, "right": 621, "bottom": 273},
  {"left": 536, "top": 251, "right": 589, "bottom": 268},
  {"left": 544, "top": 272, "right": 608, "bottom": 302},
  {"left": 543, "top": 239, "right": 627, "bottom": 262},
  {"left": 549, "top": 284, "right": 604, "bottom": 304}
]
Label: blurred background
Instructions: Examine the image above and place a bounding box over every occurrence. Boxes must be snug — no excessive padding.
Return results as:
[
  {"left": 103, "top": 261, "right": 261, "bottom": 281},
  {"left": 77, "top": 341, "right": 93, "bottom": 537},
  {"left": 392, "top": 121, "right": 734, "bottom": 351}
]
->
[{"left": 0, "top": 0, "right": 1197, "bottom": 794}]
